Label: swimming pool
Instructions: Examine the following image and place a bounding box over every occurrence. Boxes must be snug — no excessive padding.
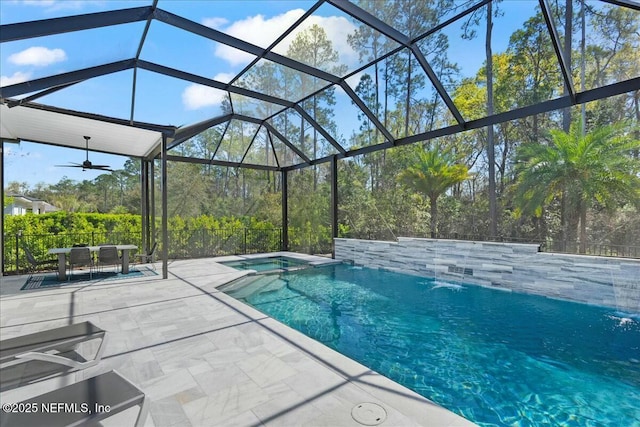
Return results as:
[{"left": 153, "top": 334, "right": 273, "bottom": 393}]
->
[
  {"left": 220, "top": 264, "right": 640, "bottom": 427},
  {"left": 220, "top": 256, "right": 308, "bottom": 272}
]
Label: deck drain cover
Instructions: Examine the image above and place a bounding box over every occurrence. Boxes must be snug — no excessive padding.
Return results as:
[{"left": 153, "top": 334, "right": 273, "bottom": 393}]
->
[{"left": 351, "top": 402, "right": 387, "bottom": 426}]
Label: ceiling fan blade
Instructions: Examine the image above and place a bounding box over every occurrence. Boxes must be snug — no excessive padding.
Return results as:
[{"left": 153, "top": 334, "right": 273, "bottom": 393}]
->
[
  {"left": 84, "top": 165, "right": 114, "bottom": 172},
  {"left": 58, "top": 137, "right": 113, "bottom": 172}
]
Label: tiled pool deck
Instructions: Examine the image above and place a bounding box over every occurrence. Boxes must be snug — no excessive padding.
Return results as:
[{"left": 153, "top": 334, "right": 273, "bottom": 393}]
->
[{"left": 0, "top": 254, "right": 476, "bottom": 427}]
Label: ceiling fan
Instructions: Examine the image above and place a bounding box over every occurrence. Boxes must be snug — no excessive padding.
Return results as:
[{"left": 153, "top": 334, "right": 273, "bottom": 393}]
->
[{"left": 56, "top": 136, "right": 113, "bottom": 172}]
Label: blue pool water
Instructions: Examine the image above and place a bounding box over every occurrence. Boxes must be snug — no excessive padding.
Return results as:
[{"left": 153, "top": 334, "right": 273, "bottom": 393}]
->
[
  {"left": 220, "top": 256, "right": 307, "bottom": 272},
  {"left": 221, "top": 264, "right": 640, "bottom": 427}
]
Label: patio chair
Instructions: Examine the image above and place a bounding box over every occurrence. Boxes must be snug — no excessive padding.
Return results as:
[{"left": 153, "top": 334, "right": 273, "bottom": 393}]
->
[
  {"left": 98, "top": 245, "right": 120, "bottom": 273},
  {"left": 22, "top": 244, "right": 57, "bottom": 274},
  {"left": 68, "top": 246, "right": 94, "bottom": 281},
  {"left": 0, "top": 321, "right": 107, "bottom": 371},
  {"left": 135, "top": 242, "right": 157, "bottom": 270},
  {"left": 0, "top": 370, "right": 148, "bottom": 427}
]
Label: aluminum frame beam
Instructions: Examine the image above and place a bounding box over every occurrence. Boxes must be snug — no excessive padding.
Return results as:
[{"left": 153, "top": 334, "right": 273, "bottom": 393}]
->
[
  {"left": 141, "top": 160, "right": 149, "bottom": 256},
  {"left": 281, "top": 170, "right": 289, "bottom": 251},
  {"left": 413, "top": 0, "right": 491, "bottom": 45},
  {"left": 131, "top": 1, "right": 158, "bottom": 124},
  {"left": 294, "top": 106, "right": 346, "bottom": 154},
  {"left": 239, "top": 125, "right": 263, "bottom": 165},
  {"left": 0, "top": 6, "right": 153, "bottom": 42},
  {"left": 411, "top": 46, "right": 465, "bottom": 126},
  {"left": 0, "top": 59, "right": 135, "bottom": 99},
  {"left": 396, "top": 78, "right": 639, "bottom": 145},
  {"left": 330, "top": 155, "right": 339, "bottom": 258},
  {"left": 169, "top": 114, "right": 233, "bottom": 150},
  {"left": 5, "top": 82, "right": 79, "bottom": 107},
  {"left": 328, "top": 0, "right": 409, "bottom": 45},
  {"left": 600, "top": 0, "right": 640, "bottom": 12},
  {"left": 267, "top": 131, "right": 281, "bottom": 169},
  {"left": 540, "top": 0, "right": 576, "bottom": 102},
  {"left": 166, "top": 154, "right": 279, "bottom": 172},
  {"left": 161, "top": 134, "right": 168, "bottom": 279},
  {"left": 340, "top": 82, "right": 395, "bottom": 144},
  {"left": 211, "top": 120, "right": 231, "bottom": 162},
  {"left": 2, "top": 11, "right": 380, "bottom": 163},
  {"left": 150, "top": 160, "right": 156, "bottom": 246}
]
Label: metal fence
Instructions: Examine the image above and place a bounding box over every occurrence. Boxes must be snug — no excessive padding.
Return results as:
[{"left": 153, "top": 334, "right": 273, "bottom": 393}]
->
[
  {"left": 581, "top": 243, "right": 640, "bottom": 258},
  {"left": 3, "top": 228, "right": 286, "bottom": 275},
  {"left": 4, "top": 227, "right": 636, "bottom": 275},
  {"left": 167, "top": 228, "right": 282, "bottom": 259}
]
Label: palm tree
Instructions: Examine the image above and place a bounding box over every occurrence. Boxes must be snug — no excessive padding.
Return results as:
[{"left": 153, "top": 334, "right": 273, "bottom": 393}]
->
[
  {"left": 514, "top": 120, "right": 640, "bottom": 253},
  {"left": 398, "top": 145, "right": 470, "bottom": 238}
]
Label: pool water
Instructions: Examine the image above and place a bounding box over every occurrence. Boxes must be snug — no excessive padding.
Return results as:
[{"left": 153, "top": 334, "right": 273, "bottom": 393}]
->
[
  {"left": 220, "top": 256, "right": 307, "bottom": 272},
  {"left": 221, "top": 264, "right": 640, "bottom": 427}
]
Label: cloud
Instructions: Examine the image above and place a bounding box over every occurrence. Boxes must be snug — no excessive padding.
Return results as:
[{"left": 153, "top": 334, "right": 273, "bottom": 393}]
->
[
  {"left": 0, "top": 71, "right": 31, "bottom": 86},
  {"left": 20, "top": 1, "right": 56, "bottom": 6},
  {"left": 202, "top": 17, "right": 229, "bottom": 30},
  {"left": 209, "top": 9, "right": 305, "bottom": 66},
  {"left": 212, "top": 72, "right": 236, "bottom": 84},
  {"left": 19, "top": 1, "right": 102, "bottom": 12},
  {"left": 183, "top": 85, "right": 224, "bottom": 110},
  {"left": 182, "top": 72, "right": 235, "bottom": 110},
  {"left": 209, "top": 9, "right": 358, "bottom": 71},
  {"left": 8, "top": 46, "right": 67, "bottom": 67}
]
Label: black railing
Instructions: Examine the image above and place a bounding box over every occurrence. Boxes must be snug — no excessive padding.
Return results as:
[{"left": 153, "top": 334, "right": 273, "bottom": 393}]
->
[
  {"left": 3, "top": 228, "right": 286, "bottom": 274},
  {"left": 167, "top": 228, "right": 282, "bottom": 259},
  {"left": 5, "top": 227, "right": 636, "bottom": 275},
  {"left": 581, "top": 243, "right": 640, "bottom": 258}
]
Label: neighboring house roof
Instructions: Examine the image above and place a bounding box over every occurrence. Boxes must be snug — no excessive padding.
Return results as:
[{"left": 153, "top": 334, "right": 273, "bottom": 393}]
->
[
  {"left": 5, "top": 194, "right": 60, "bottom": 213},
  {"left": 8, "top": 194, "right": 43, "bottom": 202}
]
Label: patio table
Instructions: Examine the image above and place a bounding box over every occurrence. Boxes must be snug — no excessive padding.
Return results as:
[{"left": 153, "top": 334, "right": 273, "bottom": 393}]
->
[{"left": 48, "top": 245, "right": 137, "bottom": 281}]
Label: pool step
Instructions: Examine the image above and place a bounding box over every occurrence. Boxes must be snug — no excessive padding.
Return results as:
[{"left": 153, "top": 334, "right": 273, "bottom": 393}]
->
[{"left": 220, "top": 275, "right": 288, "bottom": 299}]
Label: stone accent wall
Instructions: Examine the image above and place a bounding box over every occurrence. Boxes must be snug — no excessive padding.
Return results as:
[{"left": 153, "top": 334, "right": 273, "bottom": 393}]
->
[{"left": 334, "top": 237, "right": 640, "bottom": 313}]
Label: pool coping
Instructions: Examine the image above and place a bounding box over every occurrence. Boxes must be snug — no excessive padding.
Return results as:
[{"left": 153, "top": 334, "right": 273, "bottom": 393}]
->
[{"left": 213, "top": 252, "right": 344, "bottom": 276}]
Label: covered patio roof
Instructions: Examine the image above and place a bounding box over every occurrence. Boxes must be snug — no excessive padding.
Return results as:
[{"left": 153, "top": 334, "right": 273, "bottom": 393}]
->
[{"left": 0, "top": 102, "right": 173, "bottom": 158}]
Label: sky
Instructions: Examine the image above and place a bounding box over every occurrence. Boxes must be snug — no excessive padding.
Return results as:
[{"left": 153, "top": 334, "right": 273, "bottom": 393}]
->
[{"left": 1, "top": 0, "right": 541, "bottom": 189}]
